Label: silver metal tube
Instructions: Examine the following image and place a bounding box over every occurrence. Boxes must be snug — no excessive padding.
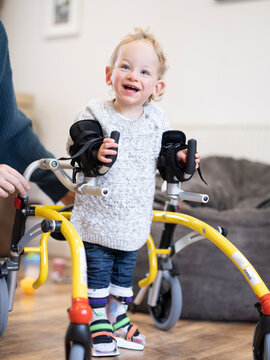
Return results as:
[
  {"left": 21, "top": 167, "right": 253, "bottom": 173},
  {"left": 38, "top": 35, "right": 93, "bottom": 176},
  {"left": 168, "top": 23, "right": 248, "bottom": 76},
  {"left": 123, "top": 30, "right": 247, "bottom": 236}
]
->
[
  {"left": 133, "top": 286, "right": 148, "bottom": 306},
  {"left": 147, "top": 270, "right": 163, "bottom": 307},
  {"left": 177, "top": 190, "right": 209, "bottom": 203},
  {"left": 53, "top": 168, "right": 76, "bottom": 192},
  {"left": 98, "top": 165, "right": 109, "bottom": 175},
  {"left": 17, "top": 223, "right": 43, "bottom": 253},
  {"left": 174, "top": 231, "right": 206, "bottom": 254},
  {"left": 23, "top": 160, "right": 41, "bottom": 182},
  {"left": 166, "top": 182, "right": 180, "bottom": 196},
  {"left": 57, "top": 161, "right": 73, "bottom": 169},
  {"left": 23, "top": 158, "right": 109, "bottom": 197},
  {"left": 7, "top": 270, "right": 18, "bottom": 311},
  {"left": 77, "top": 184, "right": 109, "bottom": 197},
  {"left": 164, "top": 181, "right": 209, "bottom": 204}
]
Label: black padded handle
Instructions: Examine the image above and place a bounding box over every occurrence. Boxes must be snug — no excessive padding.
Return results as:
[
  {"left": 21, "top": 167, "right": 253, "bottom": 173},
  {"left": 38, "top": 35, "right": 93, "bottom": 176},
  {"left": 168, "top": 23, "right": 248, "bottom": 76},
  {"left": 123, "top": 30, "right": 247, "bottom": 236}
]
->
[
  {"left": 185, "top": 138, "right": 197, "bottom": 175},
  {"left": 110, "top": 131, "right": 120, "bottom": 144},
  {"left": 105, "top": 131, "right": 120, "bottom": 163}
]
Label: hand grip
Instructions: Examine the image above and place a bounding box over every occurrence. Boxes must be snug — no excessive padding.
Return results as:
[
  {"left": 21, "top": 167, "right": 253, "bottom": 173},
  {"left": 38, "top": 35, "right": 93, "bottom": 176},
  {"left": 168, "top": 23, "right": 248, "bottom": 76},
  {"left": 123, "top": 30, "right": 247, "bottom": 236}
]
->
[
  {"left": 105, "top": 131, "right": 120, "bottom": 163},
  {"left": 110, "top": 130, "right": 120, "bottom": 143},
  {"left": 185, "top": 139, "right": 197, "bottom": 175}
]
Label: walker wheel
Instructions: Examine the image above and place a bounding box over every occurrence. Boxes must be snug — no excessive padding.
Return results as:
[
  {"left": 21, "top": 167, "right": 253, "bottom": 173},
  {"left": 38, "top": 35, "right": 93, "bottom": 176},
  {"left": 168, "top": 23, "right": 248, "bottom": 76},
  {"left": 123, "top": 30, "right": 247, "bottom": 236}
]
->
[{"left": 148, "top": 271, "right": 182, "bottom": 331}]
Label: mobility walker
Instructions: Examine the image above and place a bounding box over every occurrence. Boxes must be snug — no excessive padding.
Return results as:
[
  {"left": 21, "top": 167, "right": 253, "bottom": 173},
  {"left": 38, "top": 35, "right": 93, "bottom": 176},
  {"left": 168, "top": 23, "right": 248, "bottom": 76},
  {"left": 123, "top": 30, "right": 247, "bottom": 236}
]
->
[
  {"left": 0, "top": 133, "right": 270, "bottom": 359},
  {"left": 132, "top": 139, "right": 270, "bottom": 360},
  {"left": 0, "top": 155, "right": 99, "bottom": 359},
  {"left": 0, "top": 130, "right": 119, "bottom": 359}
]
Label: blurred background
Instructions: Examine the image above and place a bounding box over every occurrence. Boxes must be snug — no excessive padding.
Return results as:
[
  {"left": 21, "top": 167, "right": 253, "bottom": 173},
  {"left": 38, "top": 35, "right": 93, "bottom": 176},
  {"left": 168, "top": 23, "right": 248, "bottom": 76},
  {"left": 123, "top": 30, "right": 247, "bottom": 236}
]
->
[
  {"left": 1, "top": 2, "right": 270, "bottom": 336},
  {"left": 1, "top": 0, "right": 270, "bottom": 164},
  {"left": 1, "top": 0, "right": 270, "bottom": 257}
]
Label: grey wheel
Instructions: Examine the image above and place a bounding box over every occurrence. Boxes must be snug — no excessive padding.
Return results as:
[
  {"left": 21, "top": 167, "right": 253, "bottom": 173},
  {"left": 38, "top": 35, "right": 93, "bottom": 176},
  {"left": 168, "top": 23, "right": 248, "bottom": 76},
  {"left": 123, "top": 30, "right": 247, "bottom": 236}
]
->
[
  {"left": 69, "top": 343, "right": 85, "bottom": 360},
  {"left": 0, "top": 277, "right": 9, "bottom": 337},
  {"left": 264, "top": 333, "right": 270, "bottom": 360},
  {"left": 148, "top": 271, "right": 182, "bottom": 331}
]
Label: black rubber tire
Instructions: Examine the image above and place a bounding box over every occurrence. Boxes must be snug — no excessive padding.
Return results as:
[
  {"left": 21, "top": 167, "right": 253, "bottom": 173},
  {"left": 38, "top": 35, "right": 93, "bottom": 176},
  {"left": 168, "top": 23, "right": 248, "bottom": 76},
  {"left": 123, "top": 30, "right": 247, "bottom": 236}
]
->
[
  {"left": 148, "top": 271, "right": 182, "bottom": 331},
  {"left": 0, "top": 277, "right": 9, "bottom": 337}
]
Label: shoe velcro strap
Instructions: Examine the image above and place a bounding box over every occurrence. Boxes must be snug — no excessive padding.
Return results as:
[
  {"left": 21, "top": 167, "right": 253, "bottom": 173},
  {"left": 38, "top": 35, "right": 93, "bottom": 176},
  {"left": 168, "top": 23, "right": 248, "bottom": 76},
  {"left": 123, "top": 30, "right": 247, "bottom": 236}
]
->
[
  {"left": 90, "top": 322, "right": 113, "bottom": 332},
  {"left": 92, "top": 331, "right": 116, "bottom": 341},
  {"left": 126, "top": 325, "right": 138, "bottom": 341},
  {"left": 113, "top": 296, "right": 132, "bottom": 304},
  {"left": 113, "top": 316, "right": 130, "bottom": 330},
  {"left": 89, "top": 296, "right": 109, "bottom": 308}
]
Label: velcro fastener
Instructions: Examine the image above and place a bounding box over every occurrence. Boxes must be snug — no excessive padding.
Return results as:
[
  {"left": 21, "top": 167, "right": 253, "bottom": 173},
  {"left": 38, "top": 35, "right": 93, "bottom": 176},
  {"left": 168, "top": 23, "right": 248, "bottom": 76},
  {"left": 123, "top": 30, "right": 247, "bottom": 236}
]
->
[
  {"left": 113, "top": 316, "right": 130, "bottom": 330},
  {"left": 126, "top": 325, "right": 138, "bottom": 341},
  {"left": 90, "top": 321, "right": 113, "bottom": 333},
  {"left": 92, "top": 331, "right": 116, "bottom": 341},
  {"left": 89, "top": 296, "right": 108, "bottom": 308},
  {"left": 114, "top": 296, "right": 133, "bottom": 304}
]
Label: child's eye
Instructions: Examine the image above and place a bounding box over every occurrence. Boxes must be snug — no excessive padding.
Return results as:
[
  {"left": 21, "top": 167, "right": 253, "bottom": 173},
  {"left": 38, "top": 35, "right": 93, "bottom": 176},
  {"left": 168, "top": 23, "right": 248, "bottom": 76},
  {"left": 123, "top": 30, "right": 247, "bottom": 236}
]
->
[
  {"left": 141, "top": 70, "right": 150, "bottom": 76},
  {"left": 121, "top": 64, "right": 130, "bottom": 70}
]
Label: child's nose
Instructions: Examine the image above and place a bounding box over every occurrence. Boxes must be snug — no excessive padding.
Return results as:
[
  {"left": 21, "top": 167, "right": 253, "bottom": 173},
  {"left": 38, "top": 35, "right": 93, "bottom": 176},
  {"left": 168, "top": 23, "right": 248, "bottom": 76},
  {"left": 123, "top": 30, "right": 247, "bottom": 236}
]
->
[{"left": 127, "top": 70, "right": 138, "bottom": 81}]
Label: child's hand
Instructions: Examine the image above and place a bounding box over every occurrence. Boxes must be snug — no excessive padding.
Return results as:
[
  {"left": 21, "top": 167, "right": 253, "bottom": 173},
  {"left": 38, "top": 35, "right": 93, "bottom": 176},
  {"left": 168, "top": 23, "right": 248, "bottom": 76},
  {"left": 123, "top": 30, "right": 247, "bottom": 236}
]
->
[
  {"left": 176, "top": 149, "right": 200, "bottom": 170},
  {"left": 97, "top": 138, "right": 118, "bottom": 163},
  {"left": 60, "top": 191, "right": 75, "bottom": 205}
]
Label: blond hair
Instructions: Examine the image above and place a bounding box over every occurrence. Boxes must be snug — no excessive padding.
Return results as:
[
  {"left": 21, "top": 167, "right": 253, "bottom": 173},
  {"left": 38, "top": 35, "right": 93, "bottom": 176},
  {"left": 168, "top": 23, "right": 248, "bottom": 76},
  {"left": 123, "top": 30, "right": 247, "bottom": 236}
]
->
[{"left": 109, "top": 28, "right": 168, "bottom": 102}]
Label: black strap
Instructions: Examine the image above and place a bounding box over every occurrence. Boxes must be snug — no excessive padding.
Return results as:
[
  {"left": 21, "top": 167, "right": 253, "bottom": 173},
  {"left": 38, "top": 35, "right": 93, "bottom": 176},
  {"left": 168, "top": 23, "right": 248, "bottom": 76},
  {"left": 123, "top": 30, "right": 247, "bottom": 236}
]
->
[
  {"left": 157, "top": 130, "right": 207, "bottom": 184},
  {"left": 197, "top": 166, "right": 207, "bottom": 185},
  {"left": 68, "top": 120, "right": 105, "bottom": 177}
]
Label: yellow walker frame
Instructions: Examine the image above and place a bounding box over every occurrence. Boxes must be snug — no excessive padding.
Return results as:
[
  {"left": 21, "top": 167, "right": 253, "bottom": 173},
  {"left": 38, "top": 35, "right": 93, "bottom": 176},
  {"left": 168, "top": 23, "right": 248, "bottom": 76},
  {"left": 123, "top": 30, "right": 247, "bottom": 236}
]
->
[
  {"left": 141, "top": 210, "right": 270, "bottom": 306},
  {"left": 134, "top": 192, "right": 270, "bottom": 360},
  {"left": 0, "top": 158, "right": 109, "bottom": 359},
  {"left": 1, "top": 157, "right": 270, "bottom": 359},
  {"left": 9, "top": 200, "right": 92, "bottom": 359}
]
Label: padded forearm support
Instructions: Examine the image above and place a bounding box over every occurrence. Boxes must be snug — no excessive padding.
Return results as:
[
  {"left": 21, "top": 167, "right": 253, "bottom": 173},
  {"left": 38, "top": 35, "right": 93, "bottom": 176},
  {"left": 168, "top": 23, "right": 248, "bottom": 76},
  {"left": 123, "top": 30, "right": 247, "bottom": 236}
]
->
[
  {"left": 69, "top": 120, "right": 104, "bottom": 177},
  {"left": 157, "top": 130, "right": 191, "bottom": 183}
]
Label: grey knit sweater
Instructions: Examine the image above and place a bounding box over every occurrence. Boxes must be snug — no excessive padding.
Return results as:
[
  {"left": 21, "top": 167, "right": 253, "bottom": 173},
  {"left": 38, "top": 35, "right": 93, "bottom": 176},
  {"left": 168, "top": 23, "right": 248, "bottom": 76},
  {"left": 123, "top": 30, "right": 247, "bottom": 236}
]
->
[{"left": 68, "top": 99, "right": 170, "bottom": 251}]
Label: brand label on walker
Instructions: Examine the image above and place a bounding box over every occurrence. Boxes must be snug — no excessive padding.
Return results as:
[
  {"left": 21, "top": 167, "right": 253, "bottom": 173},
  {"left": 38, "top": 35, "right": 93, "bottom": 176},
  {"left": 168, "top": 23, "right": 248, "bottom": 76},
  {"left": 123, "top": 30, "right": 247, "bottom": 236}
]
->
[
  {"left": 231, "top": 252, "right": 249, "bottom": 269},
  {"left": 79, "top": 247, "right": 87, "bottom": 286},
  {"left": 243, "top": 266, "right": 261, "bottom": 287}
]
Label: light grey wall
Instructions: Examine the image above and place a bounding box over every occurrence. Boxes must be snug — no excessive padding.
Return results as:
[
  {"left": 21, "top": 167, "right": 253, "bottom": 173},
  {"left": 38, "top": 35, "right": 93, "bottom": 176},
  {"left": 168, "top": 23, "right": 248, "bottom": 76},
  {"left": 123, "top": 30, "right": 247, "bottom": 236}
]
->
[
  {"left": 2, "top": 0, "right": 270, "bottom": 257},
  {"left": 1, "top": 0, "right": 270, "bottom": 163}
]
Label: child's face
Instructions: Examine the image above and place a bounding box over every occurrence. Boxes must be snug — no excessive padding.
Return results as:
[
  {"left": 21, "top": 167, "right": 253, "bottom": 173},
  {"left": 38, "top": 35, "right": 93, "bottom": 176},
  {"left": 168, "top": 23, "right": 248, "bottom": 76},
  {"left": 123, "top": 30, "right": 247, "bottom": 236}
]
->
[{"left": 106, "top": 40, "right": 165, "bottom": 113}]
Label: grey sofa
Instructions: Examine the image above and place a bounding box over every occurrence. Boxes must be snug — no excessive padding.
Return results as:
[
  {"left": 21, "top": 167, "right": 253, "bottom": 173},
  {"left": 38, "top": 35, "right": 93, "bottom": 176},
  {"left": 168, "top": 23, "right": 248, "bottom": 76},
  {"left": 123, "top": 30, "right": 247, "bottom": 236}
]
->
[{"left": 133, "top": 156, "right": 270, "bottom": 322}]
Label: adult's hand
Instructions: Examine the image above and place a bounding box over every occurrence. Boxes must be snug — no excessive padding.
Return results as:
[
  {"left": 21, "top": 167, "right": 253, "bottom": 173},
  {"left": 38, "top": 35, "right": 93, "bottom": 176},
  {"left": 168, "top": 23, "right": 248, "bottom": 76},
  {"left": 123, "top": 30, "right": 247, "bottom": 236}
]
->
[{"left": 0, "top": 164, "right": 30, "bottom": 197}]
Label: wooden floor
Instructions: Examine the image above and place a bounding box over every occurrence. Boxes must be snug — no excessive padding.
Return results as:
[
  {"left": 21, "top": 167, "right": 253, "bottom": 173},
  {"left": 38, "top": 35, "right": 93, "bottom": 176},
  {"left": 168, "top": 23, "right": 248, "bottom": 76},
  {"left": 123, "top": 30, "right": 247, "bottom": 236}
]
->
[{"left": 0, "top": 279, "right": 256, "bottom": 360}]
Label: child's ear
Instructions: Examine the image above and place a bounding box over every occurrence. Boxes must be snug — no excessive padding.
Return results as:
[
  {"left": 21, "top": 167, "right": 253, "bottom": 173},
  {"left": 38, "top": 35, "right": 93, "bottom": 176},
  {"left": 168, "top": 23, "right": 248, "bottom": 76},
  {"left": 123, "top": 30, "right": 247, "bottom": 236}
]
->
[
  {"left": 105, "top": 66, "right": 112, "bottom": 86},
  {"left": 152, "top": 80, "right": 165, "bottom": 99}
]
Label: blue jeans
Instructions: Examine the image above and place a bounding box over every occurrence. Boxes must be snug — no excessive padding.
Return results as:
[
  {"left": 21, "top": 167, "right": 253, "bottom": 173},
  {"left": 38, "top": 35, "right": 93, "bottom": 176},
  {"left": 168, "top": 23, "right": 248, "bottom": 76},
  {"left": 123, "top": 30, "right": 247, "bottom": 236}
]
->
[{"left": 83, "top": 242, "right": 138, "bottom": 290}]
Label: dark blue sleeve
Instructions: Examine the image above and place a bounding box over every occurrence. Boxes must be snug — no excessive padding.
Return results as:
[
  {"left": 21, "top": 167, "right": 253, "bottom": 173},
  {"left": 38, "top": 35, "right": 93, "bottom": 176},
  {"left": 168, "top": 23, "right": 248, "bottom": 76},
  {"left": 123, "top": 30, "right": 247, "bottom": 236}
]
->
[
  {"left": 1, "top": 125, "right": 69, "bottom": 203},
  {"left": 0, "top": 20, "right": 68, "bottom": 202}
]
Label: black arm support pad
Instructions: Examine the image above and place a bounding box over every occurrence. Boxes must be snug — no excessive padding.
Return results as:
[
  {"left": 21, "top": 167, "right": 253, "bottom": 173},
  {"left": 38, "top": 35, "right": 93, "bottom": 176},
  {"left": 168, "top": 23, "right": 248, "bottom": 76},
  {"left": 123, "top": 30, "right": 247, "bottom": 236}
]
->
[
  {"left": 157, "top": 130, "right": 195, "bottom": 183},
  {"left": 69, "top": 119, "right": 105, "bottom": 177}
]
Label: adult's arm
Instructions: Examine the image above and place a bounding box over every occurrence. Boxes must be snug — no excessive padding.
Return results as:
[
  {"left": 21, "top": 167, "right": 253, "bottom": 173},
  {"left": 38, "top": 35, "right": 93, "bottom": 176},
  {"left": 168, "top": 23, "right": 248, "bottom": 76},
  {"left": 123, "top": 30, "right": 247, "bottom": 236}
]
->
[
  {"left": 1, "top": 125, "right": 69, "bottom": 202},
  {"left": 0, "top": 20, "right": 70, "bottom": 203}
]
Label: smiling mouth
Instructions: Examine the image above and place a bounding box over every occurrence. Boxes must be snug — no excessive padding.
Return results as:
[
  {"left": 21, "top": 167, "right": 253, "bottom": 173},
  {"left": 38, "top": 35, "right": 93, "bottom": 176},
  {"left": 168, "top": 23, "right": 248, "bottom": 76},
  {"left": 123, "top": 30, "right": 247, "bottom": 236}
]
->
[{"left": 123, "top": 85, "right": 140, "bottom": 92}]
